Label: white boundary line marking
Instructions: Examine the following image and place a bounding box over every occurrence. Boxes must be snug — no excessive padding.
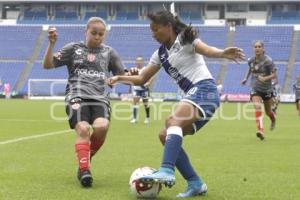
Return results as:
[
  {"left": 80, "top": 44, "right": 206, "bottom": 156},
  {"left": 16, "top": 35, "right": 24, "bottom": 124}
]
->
[
  {"left": 0, "top": 118, "right": 59, "bottom": 122},
  {"left": 0, "top": 129, "right": 72, "bottom": 145}
]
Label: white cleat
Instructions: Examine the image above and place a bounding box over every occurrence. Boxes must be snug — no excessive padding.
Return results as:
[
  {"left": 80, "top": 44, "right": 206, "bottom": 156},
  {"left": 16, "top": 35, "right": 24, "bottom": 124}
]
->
[
  {"left": 130, "top": 119, "right": 137, "bottom": 123},
  {"left": 144, "top": 118, "right": 150, "bottom": 124},
  {"left": 176, "top": 183, "right": 207, "bottom": 198}
]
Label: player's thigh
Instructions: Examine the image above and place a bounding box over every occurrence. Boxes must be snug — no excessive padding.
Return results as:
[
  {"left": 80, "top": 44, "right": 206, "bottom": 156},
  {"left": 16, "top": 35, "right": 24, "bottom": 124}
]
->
[
  {"left": 92, "top": 117, "right": 110, "bottom": 138},
  {"left": 165, "top": 101, "right": 200, "bottom": 128},
  {"left": 251, "top": 95, "right": 263, "bottom": 109},
  {"left": 133, "top": 97, "right": 140, "bottom": 104},
  {"left": 263, "top": 98, "right": 273, "bottom": 113}
]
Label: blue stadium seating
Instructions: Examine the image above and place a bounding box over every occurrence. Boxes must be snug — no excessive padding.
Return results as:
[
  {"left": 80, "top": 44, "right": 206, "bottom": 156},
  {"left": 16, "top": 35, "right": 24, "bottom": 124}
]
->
[
  {"left": 0, "top": 26, "right": 41, "bottom": 60},
  {"left": 234, "top": 26, "right": 293, "bottom": 61},
  {"left": 85, "top": 11, "right": 108, "bottom": 20},
  {"left": 0, "top": 61, "right": 25, "bottom": 92},
  {"left": 268, "top": 11, "right": 300, "bottom": 24},
  {"left": 0, "top": 25, "right": 296, "bottom": 96},
  {"left": 289, "top": 64, "right": 300, "bottom": 93}
]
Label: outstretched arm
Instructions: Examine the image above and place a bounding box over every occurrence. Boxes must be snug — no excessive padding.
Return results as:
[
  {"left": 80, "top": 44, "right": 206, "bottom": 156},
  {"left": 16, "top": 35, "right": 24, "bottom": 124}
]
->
[
  {"left": 194, "top": 40, "right": 245, "bottom": 63},
  {"left": 43, "top": 27, "right": 57, "bottom": 69},
  {"left": 107, "top": 65, "right": 159, "bottom": 87}
]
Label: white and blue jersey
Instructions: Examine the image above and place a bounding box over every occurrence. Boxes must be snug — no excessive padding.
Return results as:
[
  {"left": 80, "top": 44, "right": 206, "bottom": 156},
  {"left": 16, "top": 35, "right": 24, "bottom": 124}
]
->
[{"left": 149, "top": 36, "right": 219, "bottom": 132}]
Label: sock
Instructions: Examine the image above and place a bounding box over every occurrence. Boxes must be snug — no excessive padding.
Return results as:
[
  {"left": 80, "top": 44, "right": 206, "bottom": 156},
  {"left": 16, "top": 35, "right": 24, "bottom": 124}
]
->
[
  {"left": 255, "top": 109, "right": 264, "bottom": 132},
  {"left": 133, "top": 105, "right": 139, "bottom": 120},
  {"left": 90, "top": 134, "right": 105, "bottom": 158},
  {"left": 161, "top": 126, "right": 183, "bottom": 171},
  {"left": 267, "top": 111, "right": 276, "bottom": 122},
  {"left": 176, "top": 148, "right": 202, "bottom": 183},
  {"left": 145, "top": 105, "right": 150, "bottom": 118},
  {"left": 75, "top": 142, "right": 90, "bottom": 171}
]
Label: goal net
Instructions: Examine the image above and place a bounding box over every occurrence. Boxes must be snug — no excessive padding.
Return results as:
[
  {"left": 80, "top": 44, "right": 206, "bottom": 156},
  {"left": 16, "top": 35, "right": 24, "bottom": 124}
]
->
[{"left": 28, "top": 79, "right": 67, "bottom": 100}]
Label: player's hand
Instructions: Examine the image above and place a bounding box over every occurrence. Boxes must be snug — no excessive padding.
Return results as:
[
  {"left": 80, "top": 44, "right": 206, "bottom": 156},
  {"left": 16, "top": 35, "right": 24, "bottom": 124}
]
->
[
  {"left": 48, "top": 27, "right": 58, "bottom": 44},
  {"left": 128, "top": 67, "right": 139, "bottom": 76},
  {"left": 223, "top": 47, "right": 245, "bottom": 64},
  {"left": 106, "top": 76, "right": 119, "bottom": 87},
  {"left": 241, "top": 79, "right": 247, "bottom": 85}
]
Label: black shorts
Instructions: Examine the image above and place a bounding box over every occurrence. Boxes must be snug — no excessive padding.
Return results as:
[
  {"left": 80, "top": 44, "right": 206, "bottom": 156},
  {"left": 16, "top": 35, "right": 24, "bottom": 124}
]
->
[
  {"left": 65, "top": 97, "right": 111, "bottom": 129},
  {"left": 250, "top": 90, "right": 273, "bottom": 101},
  {"left": 296, "top": 99, "right": 300, "bottom": 103}
]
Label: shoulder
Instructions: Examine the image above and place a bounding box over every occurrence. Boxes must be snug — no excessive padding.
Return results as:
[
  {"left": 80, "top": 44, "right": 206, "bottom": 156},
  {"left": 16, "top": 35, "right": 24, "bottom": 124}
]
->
[
  {"left": 264, "top": 55, "right": 274, "bottom": 64},
  {"left": 101, "top": 44, "right": 114, "bottom": 52},
  {"left": 247, "top": 57, "right": 254, "bottom": 64},
  {"left": 61, "top": 42, "right": 78, "bottom": 50}
]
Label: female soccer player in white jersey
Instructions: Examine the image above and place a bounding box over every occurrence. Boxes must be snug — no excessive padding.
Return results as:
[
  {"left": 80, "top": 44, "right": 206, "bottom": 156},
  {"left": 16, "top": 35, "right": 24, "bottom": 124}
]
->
[{"left": 108, "top": 11, "right": 245, "bottom": 198}]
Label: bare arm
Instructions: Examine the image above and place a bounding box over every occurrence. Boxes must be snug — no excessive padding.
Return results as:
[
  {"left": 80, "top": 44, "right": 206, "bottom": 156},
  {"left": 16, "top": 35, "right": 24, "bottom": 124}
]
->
[
  {"left": 241, "top": 67, "right": 251, "bottom": 85},
  {"left": 43, "top": 27, "right": 57, "bottom": 69},
  {"left": 107, "top": 65, "right": 160, "bottom": 87},
  {"left": 195, "top": 40, "right": 245, "bottom": 63},
  {"left": 143, "top": 73, "right": 156, "bottom": 88}
]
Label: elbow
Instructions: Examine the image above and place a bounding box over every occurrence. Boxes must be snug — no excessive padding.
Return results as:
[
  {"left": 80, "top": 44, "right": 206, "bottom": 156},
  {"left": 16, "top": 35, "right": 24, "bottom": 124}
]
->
[{"left": 43, "top": 62, "right": 53, "bottom": 69}]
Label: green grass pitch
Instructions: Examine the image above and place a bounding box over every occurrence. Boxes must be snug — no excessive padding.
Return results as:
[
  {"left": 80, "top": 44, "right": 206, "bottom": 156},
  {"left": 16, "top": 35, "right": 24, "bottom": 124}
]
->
[{"left": 0, "top": 99, "right": 299, "bottom": 200}]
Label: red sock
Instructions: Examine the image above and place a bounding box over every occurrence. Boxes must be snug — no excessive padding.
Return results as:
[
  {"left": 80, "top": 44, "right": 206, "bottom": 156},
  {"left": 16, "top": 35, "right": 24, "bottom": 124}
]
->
[
  {"left": 255, "top": 110, "right": 264, "bottom": 132},
  {"left": 90, "top": 134, "right": 105, "bottom": 158},
  {"left": 267, "top": 111, "right": 276, "bottom": 122},
  {"left": 75, "top": 142, "right": 90, "bottom": 171}
]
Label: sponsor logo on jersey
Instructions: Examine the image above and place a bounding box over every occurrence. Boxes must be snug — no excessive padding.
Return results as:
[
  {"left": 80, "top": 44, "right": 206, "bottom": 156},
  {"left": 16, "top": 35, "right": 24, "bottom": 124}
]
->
[
  {"left": 87, "top": 53, "right": 96, "bottom": 62},
  {"left": 75, "top": 48, "right": 83, "bottom": 55},
  {"left": 167, "top": 66, "right": 183, "bottom": 82},
  {"left": 55, "top": 52, "right": 62, "bottom": 60},
  {"left": 74, "top": 68, "right": 106, "bottom": 79},
  {"left": 99, "top": 60, "right": 107, "bottom": 68},
  {"left": 160, "top": 53, "right": 166, "bottom": 60},
  {"left": 71, "top": 103, "right": 80, "bottom": 110}
]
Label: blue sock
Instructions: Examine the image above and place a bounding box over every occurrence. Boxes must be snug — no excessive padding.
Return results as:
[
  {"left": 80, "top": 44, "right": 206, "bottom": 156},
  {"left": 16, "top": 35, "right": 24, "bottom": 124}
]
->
[
  {"left": 161, "top": 126, "right": 183, "bottom": 171},
  {"left": 176, "top": 148, "right": 203, "bottom": 184}
]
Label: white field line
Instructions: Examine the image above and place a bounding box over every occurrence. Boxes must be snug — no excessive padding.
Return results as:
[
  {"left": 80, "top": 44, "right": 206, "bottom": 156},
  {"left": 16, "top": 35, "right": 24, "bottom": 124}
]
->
[
  {"left": 0, "top": 118, "right": 58, "bottom": 122},
  {"left": 0, "top": 129, "right": 72, "bottom": 145}
]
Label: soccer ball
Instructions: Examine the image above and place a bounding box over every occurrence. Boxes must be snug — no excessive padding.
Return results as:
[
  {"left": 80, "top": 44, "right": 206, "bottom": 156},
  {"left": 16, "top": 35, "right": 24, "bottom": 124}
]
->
[{"left": 129, "top": 166, "right": 162, "bottom": 199}]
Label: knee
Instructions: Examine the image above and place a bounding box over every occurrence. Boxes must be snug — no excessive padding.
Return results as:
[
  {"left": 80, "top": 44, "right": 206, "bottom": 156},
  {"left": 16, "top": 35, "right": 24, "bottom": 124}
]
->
[
  {"left": 75, "top": 122, "right": 90, "bottom": 138},
  {"left": 165, "top": 115, "right": 178, "bottom": 128},
  {"left": 159, "top": 129, "right": 167, "bottom": 145},
  {"left": 254, "top": 104, "right": 262, "bottom": 111},
  {"left": 93, "top": 124, "right": 109, "bottom": 138}
]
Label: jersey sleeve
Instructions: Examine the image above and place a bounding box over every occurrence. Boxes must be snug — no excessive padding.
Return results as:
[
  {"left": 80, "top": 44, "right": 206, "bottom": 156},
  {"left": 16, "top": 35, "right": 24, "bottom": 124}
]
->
[
  {"left": 265, "top": 57, "right": 275, "bottom": 74},
  {"left": 247, "top": 58, "right": 252, "bottom": 67},
  {"left": 192, "top": 38, "right": 201, "bottom": 52},
  {"left": 53, "top": 42, "right": 75, "bottom": 68},
  {"left": 148, "top": 50, "right": 161, "bottom": 67},
  {"left": 108, "top": 48, "right": 125, "bottom": 76}
]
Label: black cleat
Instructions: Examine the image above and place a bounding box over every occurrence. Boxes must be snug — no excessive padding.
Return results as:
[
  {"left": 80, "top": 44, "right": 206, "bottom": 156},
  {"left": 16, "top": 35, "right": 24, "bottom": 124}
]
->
[
  {"left": 256, "top": 132, "right": 265, "bottom": 140},
  {"left": 77, "top": 168, "right": 93, "bottom": 188}
]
